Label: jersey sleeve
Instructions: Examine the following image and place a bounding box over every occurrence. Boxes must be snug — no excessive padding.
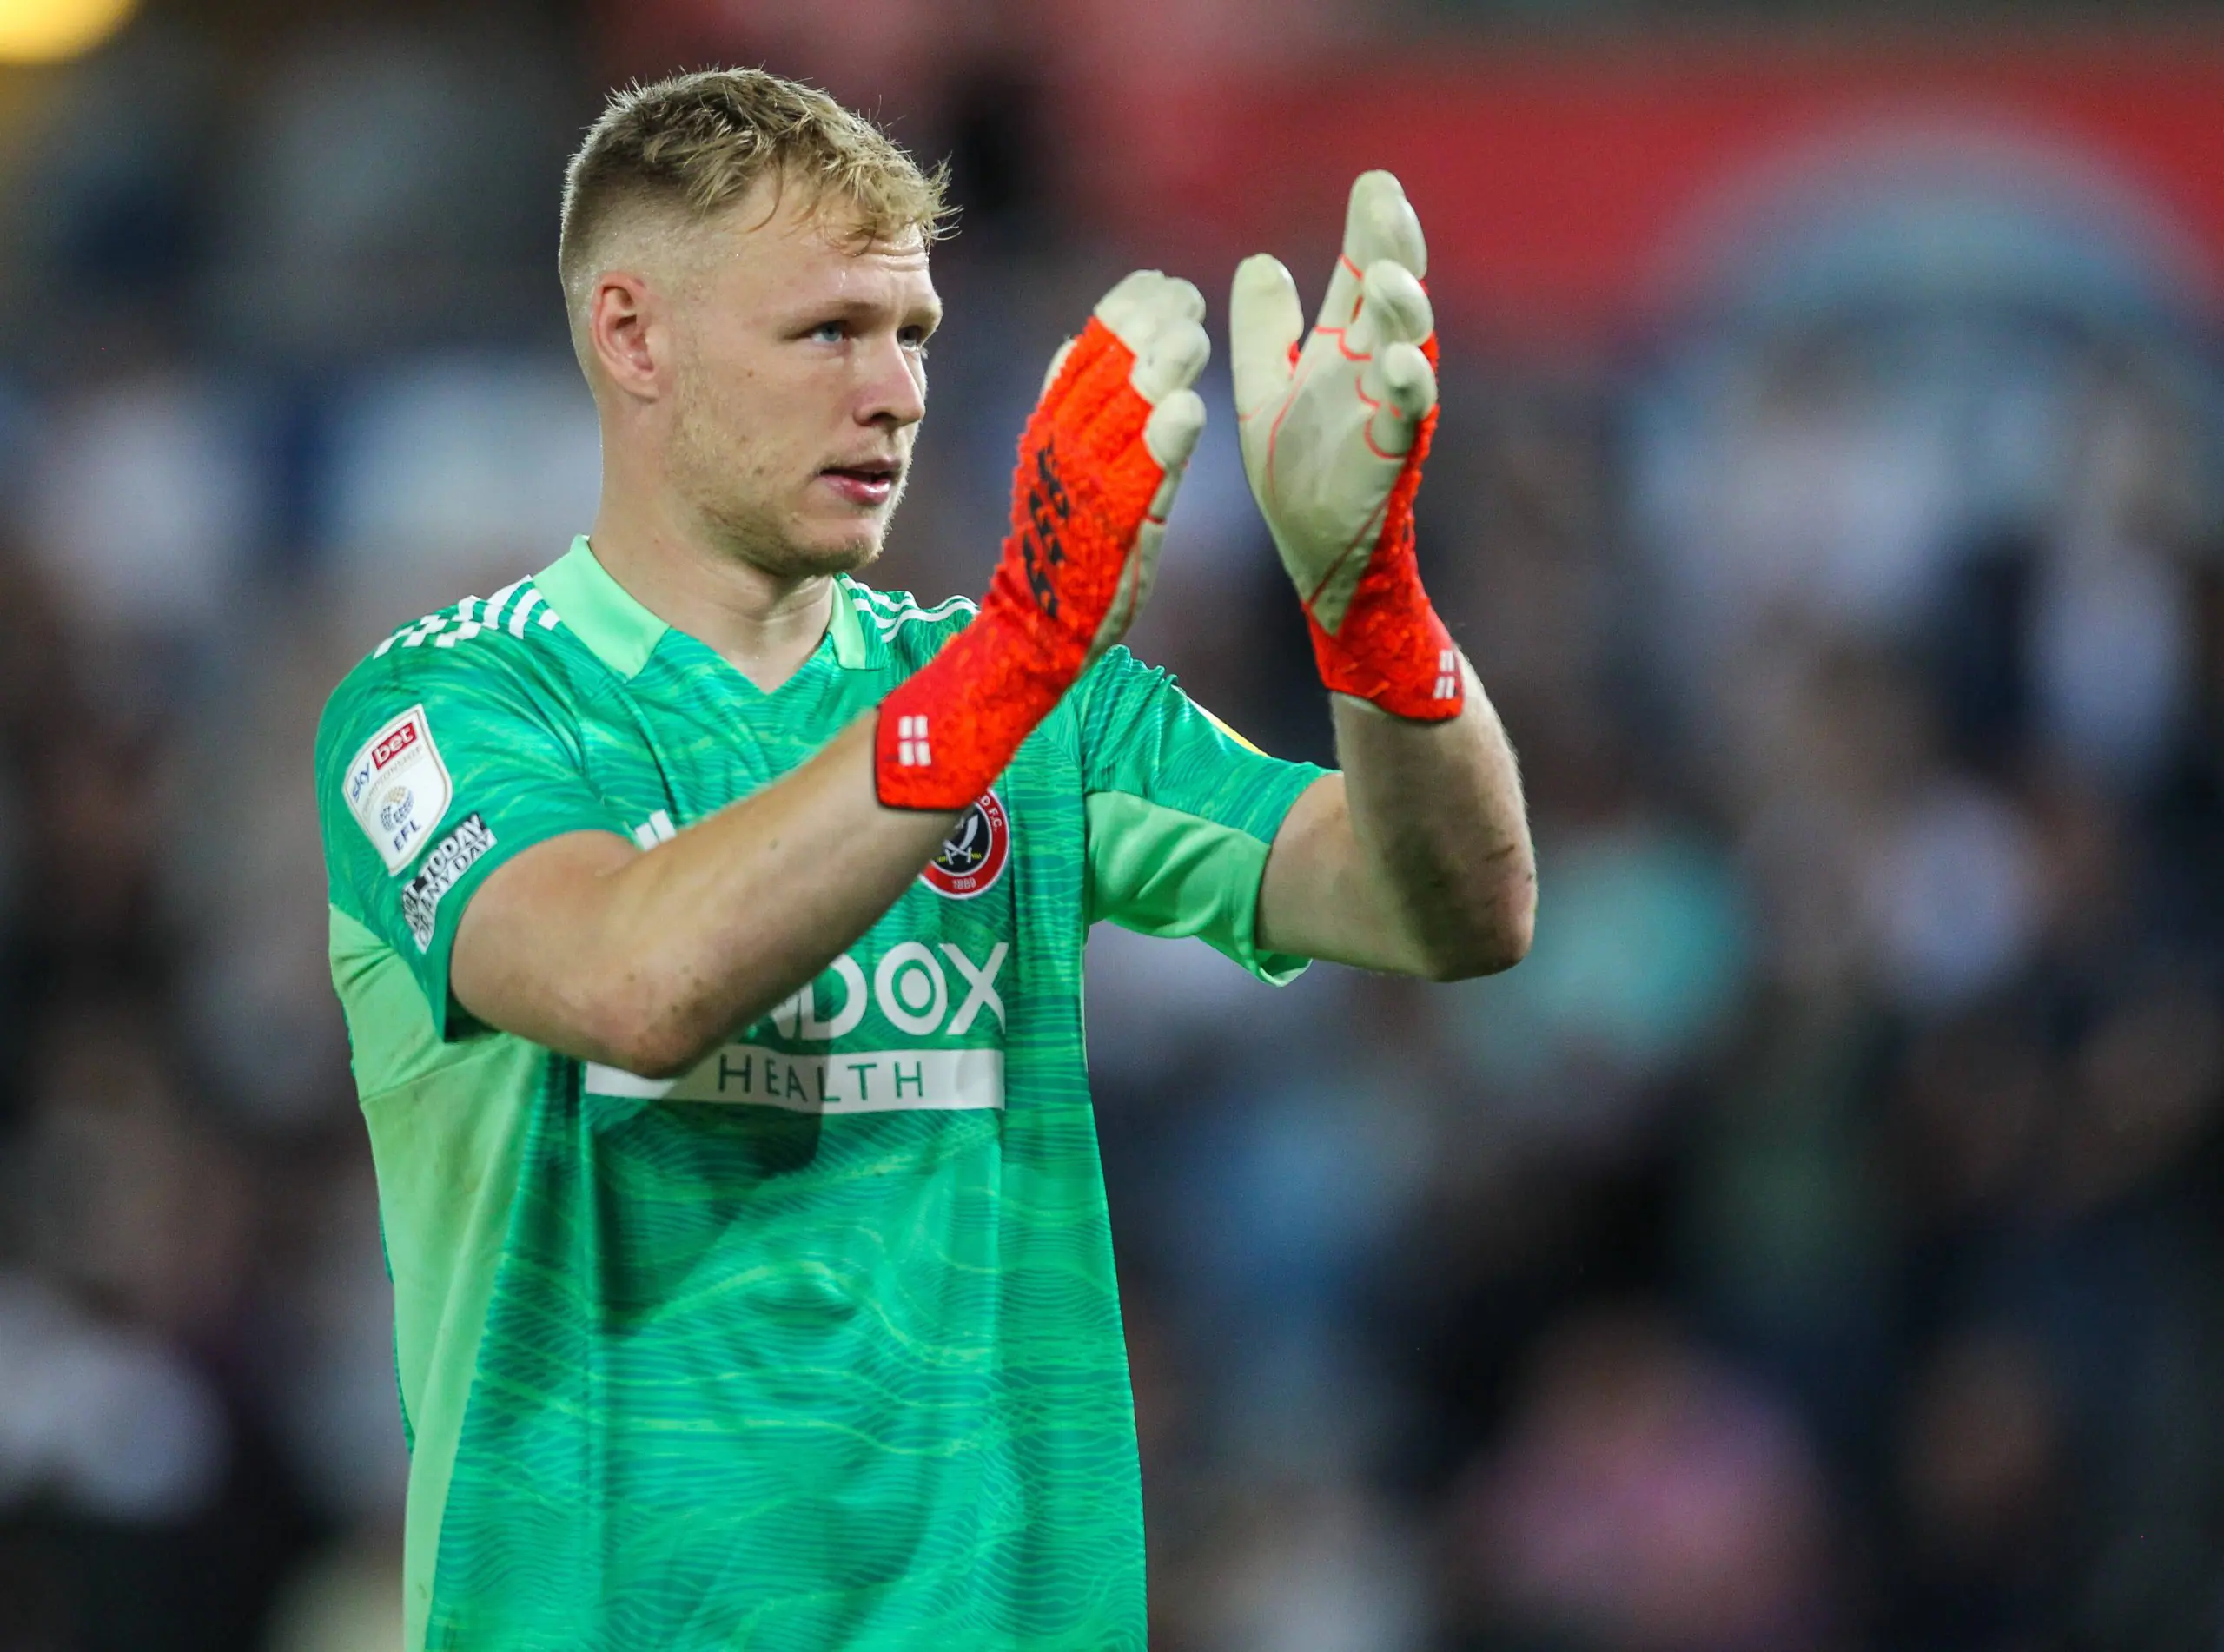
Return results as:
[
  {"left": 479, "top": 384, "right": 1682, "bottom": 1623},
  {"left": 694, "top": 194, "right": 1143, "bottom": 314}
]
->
[
  {"left": 315, "top": 639, "right": 625, "bottom": 1038},
  {"left": 1073, "top": 646, "right": 1329, "bottom": 983}
]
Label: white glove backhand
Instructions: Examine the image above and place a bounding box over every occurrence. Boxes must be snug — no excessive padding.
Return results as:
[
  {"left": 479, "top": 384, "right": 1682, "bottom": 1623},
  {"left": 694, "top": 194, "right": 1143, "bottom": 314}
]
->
[{"left": 1229, "top": 170, "right": 1438, "bottom": 634}]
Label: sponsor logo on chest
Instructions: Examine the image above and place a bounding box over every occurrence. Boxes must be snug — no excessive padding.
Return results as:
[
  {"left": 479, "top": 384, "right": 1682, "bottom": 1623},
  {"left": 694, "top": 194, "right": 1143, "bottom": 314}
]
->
[
  {"left": 585, "top": 937, "right": 1010, "bottom": 1113},
  {"left": 597, "top": 780, "right": 1016, "bottom": 1114}
]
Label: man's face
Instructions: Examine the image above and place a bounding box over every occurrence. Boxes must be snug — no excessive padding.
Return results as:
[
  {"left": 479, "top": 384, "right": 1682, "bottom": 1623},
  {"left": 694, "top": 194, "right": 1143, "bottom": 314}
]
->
[{"left": 662, "top": 184, "right": 940, "bottom": 577}]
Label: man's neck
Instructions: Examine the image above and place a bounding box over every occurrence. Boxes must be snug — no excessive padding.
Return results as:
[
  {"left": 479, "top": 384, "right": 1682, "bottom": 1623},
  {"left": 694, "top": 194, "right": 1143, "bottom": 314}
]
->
[{"left": 585, "top": 506, "right": 837, "bottom": 693}]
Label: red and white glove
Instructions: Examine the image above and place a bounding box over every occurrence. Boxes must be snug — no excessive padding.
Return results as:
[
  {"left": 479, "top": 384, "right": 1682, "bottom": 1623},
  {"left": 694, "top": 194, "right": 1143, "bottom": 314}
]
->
[
  {"left": 1230, "top": 170, "right": 1461, "bottom": 720},
  {"left": 877, "top": 271, "right": 1208, "bottom": 809}
]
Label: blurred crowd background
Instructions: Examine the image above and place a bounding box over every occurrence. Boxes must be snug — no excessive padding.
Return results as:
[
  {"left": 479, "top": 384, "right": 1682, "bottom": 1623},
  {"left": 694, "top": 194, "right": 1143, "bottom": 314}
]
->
[{"left": 3, "top": 0, "right": 2224, "bottom": 1648}]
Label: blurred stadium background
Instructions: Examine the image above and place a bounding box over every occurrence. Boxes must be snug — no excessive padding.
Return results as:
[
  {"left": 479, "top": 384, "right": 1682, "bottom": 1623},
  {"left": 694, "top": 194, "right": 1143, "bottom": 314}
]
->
[{"left": 3, "top": 0, "right": 2224, "bottom": 1647}]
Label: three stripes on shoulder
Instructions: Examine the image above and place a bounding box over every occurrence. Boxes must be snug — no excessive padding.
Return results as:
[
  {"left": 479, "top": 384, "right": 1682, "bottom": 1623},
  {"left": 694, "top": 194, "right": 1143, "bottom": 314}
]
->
[
  {"left": 374, "top": 579, "right": 975, "bottom": 662},
  {"left": 850, "top": 587, "right": 974, "bottom": 639},
  {"left": 374, "top": 578, "right": 558, "bottom": 658}
]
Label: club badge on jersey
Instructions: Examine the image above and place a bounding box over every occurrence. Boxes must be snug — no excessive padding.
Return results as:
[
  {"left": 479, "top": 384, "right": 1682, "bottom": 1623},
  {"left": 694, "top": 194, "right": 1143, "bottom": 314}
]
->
[{"left": 919, "top": 790, "right": 1009, "bottom": 900}]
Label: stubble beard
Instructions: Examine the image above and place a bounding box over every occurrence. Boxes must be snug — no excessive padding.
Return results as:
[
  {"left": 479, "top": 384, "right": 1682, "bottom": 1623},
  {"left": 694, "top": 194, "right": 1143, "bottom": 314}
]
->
[{"left": 670, "top": 370, "right": 902, "bottom": 582}]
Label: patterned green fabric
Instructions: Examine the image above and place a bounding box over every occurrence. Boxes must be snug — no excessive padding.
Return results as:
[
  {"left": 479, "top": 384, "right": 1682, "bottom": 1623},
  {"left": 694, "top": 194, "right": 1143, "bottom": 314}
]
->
[{"left": 314, "top": 538, "right": 1325, "bottom": 1651}]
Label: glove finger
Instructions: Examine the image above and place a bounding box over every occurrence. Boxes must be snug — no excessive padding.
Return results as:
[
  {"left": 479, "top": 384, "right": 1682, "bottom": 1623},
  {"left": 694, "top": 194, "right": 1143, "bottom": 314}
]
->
[
  {"left": 1360, "top": 259, "right": 1433, "bottom": 349},
  {"left": 1229, "top": 254, "right": 1302, "bottom": 420},
  {"left": 1130, "top": 317, "right": 1209, "bottom": 406},
  {"left": 1319, "top": 170, "right": 1427, "bottom": 333},
  {"left": 1373, "top": 340, "right": 1438, "bottom": 438},
  {"left": 1052, "top": 272, "right": 1182, "bottom": 440},
  {"left": 1142, "top": 387, "right": 1206, "bottom": 472},
  {"left": 1347, "top": 171, "right": 1428, "bottom": 284},
  {"left": 1095, "top": 270, "right": 1199, "bottom": 365}
]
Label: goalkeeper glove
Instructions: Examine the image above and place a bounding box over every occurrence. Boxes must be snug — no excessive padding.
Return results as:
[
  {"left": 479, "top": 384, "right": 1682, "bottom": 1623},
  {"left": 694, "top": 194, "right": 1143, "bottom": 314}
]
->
[
  {"left": 877, "top": 271, "right": 1208, "bottom": 809},
  {"left": 1229, "top": 170, "right": 1461, "bottom": 720}
]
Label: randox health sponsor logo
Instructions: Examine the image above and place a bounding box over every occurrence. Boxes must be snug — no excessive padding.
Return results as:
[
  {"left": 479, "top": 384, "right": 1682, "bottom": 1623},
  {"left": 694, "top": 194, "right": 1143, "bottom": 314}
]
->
[{"left": 579, "top": 936, "right": 1014, "bottom": 1113}]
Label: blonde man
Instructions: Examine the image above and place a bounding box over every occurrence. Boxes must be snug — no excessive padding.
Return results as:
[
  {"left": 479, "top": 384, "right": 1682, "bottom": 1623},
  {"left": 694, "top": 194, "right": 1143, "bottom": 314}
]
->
[{"left": 315, "top": 68, "right": 1532, "bottom": 1651}]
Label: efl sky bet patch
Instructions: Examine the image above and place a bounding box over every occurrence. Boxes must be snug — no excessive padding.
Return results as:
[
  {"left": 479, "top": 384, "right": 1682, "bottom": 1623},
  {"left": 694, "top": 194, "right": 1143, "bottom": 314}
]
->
[{"left": 344, "top": 704, "right": 453, "bottom": 875}]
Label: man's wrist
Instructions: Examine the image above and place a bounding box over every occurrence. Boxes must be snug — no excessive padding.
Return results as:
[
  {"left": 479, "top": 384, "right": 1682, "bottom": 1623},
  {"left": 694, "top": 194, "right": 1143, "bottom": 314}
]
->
[{"left": 1301, "top": 406, "right": 1462, "bottom": 722}]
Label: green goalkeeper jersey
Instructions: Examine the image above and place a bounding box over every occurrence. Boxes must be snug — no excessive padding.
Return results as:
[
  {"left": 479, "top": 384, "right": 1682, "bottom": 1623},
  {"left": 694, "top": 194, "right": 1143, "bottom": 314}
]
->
[{"left": 314, "top": 538, "right": 1324, "bottom": 1652}]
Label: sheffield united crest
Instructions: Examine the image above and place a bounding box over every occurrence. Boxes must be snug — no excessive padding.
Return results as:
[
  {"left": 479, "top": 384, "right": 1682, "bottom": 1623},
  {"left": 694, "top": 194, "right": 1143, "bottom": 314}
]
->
[{"left": 921, "top": 790, "right": 1009, "bottom": 899}]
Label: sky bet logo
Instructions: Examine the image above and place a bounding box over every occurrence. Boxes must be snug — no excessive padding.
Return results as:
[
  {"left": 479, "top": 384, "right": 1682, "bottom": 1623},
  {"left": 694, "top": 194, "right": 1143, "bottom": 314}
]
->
[
  {"left": 343, "top": 704, "right": 454, "bottom": 875},
  {"left": 370, "top": 721, "right": 418, "bottom": 769}
]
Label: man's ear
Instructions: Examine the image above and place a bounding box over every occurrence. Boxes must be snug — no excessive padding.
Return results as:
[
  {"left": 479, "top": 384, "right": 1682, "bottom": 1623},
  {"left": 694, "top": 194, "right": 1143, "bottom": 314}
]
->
[{"left": 588, "top": 271, "right": 665, "bottom": 402}]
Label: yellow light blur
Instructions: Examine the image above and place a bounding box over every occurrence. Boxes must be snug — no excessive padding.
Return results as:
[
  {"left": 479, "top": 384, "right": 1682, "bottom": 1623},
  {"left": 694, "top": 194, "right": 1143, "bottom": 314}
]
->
[{"left": 0, "top": 0, "right": 138, "bottom": 63}]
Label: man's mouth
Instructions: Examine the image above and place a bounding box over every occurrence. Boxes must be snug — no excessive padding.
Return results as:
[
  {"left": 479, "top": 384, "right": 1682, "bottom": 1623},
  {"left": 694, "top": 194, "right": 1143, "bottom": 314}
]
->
[{"left": 819, "top": 461, "right": 901, "bottom": 508}]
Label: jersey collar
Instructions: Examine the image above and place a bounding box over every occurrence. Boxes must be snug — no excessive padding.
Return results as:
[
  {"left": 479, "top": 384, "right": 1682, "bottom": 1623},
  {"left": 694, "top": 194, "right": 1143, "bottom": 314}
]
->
[{"left": 532, "top": 536, "right": 873, "bottom": 680}]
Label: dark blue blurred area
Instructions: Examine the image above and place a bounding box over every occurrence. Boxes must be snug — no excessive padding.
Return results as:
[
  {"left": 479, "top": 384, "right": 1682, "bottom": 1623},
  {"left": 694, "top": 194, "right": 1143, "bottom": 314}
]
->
[{"left": 3, "top": 3, "right": 2224, "bottom": 1649}]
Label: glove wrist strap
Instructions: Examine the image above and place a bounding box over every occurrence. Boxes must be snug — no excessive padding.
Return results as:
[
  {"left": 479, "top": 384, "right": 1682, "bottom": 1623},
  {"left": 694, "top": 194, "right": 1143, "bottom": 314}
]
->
[{"left": 1305, "top": 406, "right": 1463, "bottom": 722}]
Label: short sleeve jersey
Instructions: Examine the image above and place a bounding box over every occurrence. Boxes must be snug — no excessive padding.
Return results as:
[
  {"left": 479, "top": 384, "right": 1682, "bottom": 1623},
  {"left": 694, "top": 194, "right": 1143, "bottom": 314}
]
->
[{"left": 314, "top": 539, "right": 1326, "bottom": 1652}]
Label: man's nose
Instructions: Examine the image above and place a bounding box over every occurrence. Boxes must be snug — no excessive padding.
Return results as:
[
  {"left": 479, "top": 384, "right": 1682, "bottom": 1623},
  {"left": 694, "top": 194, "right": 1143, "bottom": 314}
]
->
[{"left": 857, "top": 335, "right": 926, "bottom": 427}]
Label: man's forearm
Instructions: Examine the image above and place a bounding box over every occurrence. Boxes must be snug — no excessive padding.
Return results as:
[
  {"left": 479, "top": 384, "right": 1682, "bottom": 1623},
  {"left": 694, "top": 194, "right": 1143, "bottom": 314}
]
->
[
  {"left": 453, "top": 716, "right": 958, "bottom": 1077},
  {"left": 1336, "top": 654, "right": 1534, "bottom": 975},
  {"left": 1260, "top": 656, "right": 1533, "bottom": 979}
]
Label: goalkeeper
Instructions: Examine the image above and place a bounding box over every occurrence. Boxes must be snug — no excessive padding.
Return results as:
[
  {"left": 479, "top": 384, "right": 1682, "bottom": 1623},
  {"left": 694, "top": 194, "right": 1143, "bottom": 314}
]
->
[{"left": 314, "top": 68, "right": 1532, "bottom": 1652}]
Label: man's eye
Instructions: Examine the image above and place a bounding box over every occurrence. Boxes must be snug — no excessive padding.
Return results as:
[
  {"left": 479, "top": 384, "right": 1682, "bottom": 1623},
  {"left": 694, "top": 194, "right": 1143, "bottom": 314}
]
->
[{"left": 811, "top": 321, "right": 845, "bottom": 345}]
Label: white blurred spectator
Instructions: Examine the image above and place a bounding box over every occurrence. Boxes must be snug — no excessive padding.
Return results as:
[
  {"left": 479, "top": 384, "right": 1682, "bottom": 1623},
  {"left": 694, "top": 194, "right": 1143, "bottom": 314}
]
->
[
  {"left": 0, "top": 1272, "right": 227, "bottom": 1522},
  {"left": 26, "top": 372, "right": 264, "bottom": 637},
  {"left": 2030, "top": 367, "right": 2202, "bottom": 792},
  {"left": 1710, "top": 352, "right": 1960, "bottom": 641},
  {"left": 1198, "top": 1483, "right": 1428, "bottom": 1652},
  {"left": 1864, "top": 778, "right": 2039, "bottom": 1010},
  {"left": 2031, "top": 538, "right": 2190, "bottom": 792},
  {"left": 321, "top": 354, "right": 600, "bottom": 629}
]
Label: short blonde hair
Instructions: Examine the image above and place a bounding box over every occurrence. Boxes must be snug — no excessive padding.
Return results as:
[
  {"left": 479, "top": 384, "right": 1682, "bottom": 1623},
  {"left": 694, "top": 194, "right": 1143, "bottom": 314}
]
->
[{"left": 558, "top": 68, "right": 950, "bottom": 328}]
